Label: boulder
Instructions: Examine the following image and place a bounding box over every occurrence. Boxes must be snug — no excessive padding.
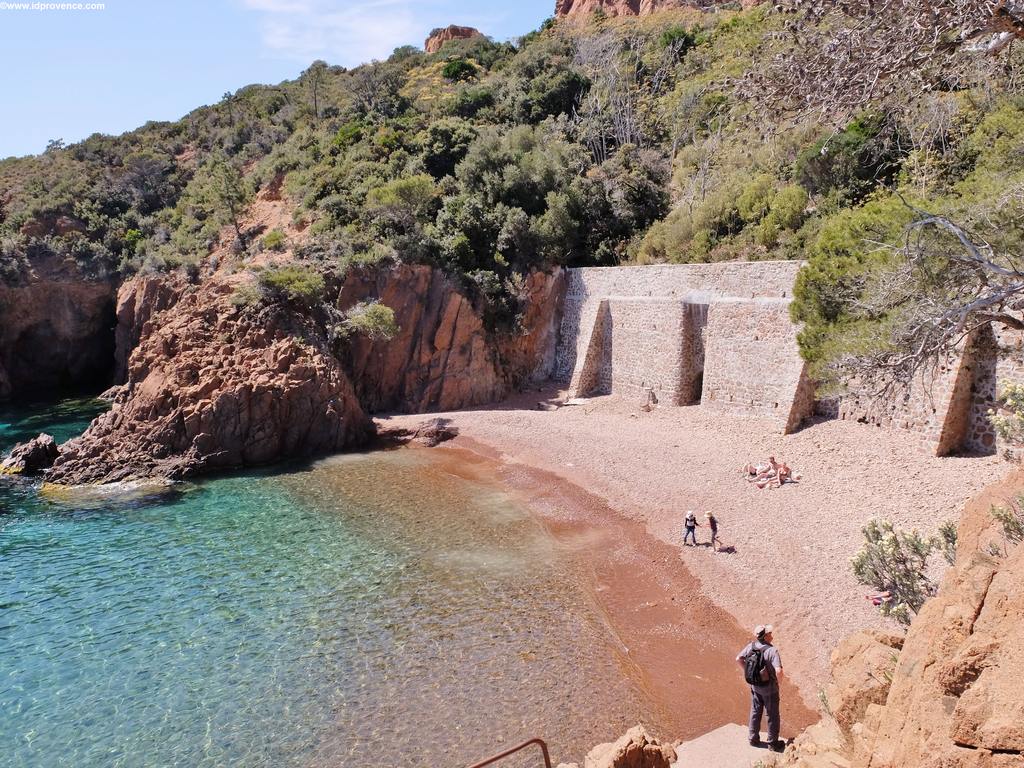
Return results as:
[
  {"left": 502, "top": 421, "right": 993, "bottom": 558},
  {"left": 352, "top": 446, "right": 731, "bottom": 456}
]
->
[
  {"left": 583, "top": 725, "right": 675, "bottom": 768},
  {"left": 824, "top": 629, "right": 903, "bottom": 744},
  {"left": 1, "top": 433, "right": 59, "bottom": 475},
  {"left": 425, "top": 25, "right": 483, "bottom": 53},
  {"left": 410, "top": 418, "right": 459, "bottom": 447}
]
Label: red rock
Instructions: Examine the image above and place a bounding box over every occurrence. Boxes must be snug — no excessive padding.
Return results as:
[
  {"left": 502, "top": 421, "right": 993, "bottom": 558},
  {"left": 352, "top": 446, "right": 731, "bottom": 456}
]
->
[
  {"left": 554, "top": 0, "right": 763, "bottom": 17},
  {"left": 1, "top": 433, "right": 60, "bottom": 475},
  {"left": 46, "top": 274, "right": 372, "bottom": 485},
  {"left": 425, "top": 24, "right": 484, "bottom": 53}
]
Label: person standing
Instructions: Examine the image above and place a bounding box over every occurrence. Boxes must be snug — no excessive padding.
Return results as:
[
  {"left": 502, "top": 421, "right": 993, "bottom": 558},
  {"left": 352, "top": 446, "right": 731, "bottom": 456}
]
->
[
  {"left": 705, "top": 511, "right": 721, "bottom": 551},
  {"left": 683, "top": 510, "right": 701, "bottom": 546},
  {"left": 736, "top": 624, "right": 784, "bottom": 751}
]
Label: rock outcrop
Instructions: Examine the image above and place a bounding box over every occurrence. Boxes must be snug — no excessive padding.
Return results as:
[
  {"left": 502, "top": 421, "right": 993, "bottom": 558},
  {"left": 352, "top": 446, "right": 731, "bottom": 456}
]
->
[
  {"left": 0, "top": 264, "right": 116, "bottom": 399},
  {"left": 47, "top": 274, "right": 372, "bottom": 485},
  {"left": 783, "top": 471, "right": 1024, "bottom": 768},
  {"left": 1, "top": 433, "right": 59, "bottom": 475},
  {"left": 338, "top": 264, "right": 564, "bottom": 413},
  {"left": 557, "top": 725, "right": 676, "bottom": 768},
  {"left": 554, "top": 0, "right": 763, "bottom": 18},
  {"left": 425, "top": 25, "right": 483, "bottom": 53}
]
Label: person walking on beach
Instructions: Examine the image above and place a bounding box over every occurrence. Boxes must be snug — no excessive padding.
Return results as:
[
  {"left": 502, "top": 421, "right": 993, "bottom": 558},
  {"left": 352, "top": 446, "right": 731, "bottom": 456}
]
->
[
  {"left": 705, "top": 511, "right": 721, "bottom": 552},
  {"left": 736, "top": 624, "right": 784, "bottom": 751},
  {"left": 683, "top": 510, "right": 701, "bottom": 546}
]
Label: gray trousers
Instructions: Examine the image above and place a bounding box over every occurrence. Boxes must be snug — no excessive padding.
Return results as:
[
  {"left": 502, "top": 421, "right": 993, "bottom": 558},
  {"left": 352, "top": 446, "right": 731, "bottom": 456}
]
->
[{"left": 749, "top": 684, "right": 780, "bottom": 742}]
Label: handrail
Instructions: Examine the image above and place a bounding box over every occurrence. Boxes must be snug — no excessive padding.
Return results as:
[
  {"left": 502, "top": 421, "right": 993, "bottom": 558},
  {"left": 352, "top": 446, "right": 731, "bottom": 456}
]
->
[{"left": 466, "top": 737, "right": 552, "bottom": 768}]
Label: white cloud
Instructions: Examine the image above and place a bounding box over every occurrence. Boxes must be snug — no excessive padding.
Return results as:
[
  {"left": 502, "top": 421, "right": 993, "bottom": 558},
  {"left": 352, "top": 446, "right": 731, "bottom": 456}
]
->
[{"left": 240, "top": 0, "right": 504, "bottom": 66}]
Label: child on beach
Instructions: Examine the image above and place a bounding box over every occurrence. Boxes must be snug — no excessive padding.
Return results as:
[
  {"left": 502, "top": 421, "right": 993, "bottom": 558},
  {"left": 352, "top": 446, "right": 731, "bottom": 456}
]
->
[
  {"left": 683, "top": 510, "right": 701, "bottom": 546},
  {"left": 705, "top": 511, "right": 721, "bottom": 552}
]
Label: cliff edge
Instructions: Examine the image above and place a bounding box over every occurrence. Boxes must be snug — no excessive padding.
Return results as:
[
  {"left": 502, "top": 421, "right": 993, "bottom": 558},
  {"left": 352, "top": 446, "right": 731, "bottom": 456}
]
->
[{"left": 782, "top": 471, "right": 1024, "bottom": 768}]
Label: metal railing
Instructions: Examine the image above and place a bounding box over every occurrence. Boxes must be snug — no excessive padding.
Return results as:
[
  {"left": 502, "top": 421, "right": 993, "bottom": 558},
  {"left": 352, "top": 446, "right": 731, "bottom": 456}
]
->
[{"left": 466, "top": 737, "right": 552, "bottom": 768}]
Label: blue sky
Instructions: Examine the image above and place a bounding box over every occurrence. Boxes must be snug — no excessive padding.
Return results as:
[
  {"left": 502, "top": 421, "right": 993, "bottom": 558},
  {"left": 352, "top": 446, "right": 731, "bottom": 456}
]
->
[{"left": 0, "top": 0, "right": 554, "bottom": 159}]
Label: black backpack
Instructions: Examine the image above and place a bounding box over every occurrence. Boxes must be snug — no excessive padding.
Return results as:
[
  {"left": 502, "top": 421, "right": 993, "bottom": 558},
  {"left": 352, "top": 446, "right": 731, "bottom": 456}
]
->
[{"left": 744, "top": 645, "right": 768, "bottom": 685}]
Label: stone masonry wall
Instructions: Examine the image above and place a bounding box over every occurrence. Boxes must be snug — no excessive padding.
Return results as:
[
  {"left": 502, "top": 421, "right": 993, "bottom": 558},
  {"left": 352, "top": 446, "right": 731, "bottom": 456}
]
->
[
  {"left": 556, "top": 261, "right": 802, "bottom": 384},
  {"left": 702, "top": 299, "right": 814, "bottom": 432},
  {"left": 556, "top": 262, "right": 813, "bottom": 433}
]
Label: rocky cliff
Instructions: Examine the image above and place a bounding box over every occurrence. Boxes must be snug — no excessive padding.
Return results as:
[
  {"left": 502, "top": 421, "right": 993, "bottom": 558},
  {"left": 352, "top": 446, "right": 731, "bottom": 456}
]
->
[
  {"left": 338, "top": 265, "right": 564, "bottom": 413},
  {"left": 783, "top": 472, "right": 1024, "bottom": 768},
  {"left": 554, "top": 0, "right": 763, "bottom": 18},
  {"left": 46, "top": 274, "right": 372, "bottom": 485},
  {"left": 31, "top": 263, "right": 564, "bottom": 485},
  {"left": 424, "top": 25, "right": 483, "bottom": 53},
  {"left": 0, "top": 263, "right": 116, "bottom": 400}
]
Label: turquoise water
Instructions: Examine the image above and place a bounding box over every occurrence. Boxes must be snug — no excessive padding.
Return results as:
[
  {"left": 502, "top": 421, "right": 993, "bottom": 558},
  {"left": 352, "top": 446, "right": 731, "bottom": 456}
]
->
[{"left": 0, "top": 400, "right": 662, "bottom": 767}]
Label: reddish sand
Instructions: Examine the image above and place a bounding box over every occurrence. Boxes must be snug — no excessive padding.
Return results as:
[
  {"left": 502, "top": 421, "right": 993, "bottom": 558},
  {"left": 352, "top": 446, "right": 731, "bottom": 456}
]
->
[{"left": 380, "top": 388, "right": 1009, "bottom": 716}]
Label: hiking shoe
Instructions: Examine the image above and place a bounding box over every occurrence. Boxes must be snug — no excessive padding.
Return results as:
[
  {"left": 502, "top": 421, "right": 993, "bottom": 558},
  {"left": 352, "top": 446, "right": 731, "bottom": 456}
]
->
[
  {"left": 769, "top": 740, "right": 786, "bottom": 753},
  {"left": 748, "top": 738, "right": 761, "bottom": 747}
]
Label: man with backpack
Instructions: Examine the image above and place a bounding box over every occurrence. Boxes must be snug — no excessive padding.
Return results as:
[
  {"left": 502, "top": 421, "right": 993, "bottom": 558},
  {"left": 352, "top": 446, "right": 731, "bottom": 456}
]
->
[{"left": 736, "top": 624, "right": 784, "bottom": 751}]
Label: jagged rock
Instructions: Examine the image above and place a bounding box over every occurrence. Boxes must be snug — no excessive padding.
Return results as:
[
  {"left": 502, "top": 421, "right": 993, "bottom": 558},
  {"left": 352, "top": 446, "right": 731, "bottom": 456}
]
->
[
  {"left": 782, "top": 470, "right": 1024, "bottom": 768},
  {"left": 46, "top": 274, "right": 372, "bottom": 485},
  {"left": 410, "top": 418, "right": 459, "bottom": 447},
  {"left": 583, "top": 725, "right": 675, "bottom": 768},
  {"left": 114, "top": 274, "right": 182, "bottom": 383},
  {"left": 338, "top": 265, "right": 563, "bottom": 413},
  {"left": 425, "top": 25, "right": 483, "bottom": 53},
  {"left": 1, "top": 433, "right": 59, "bottom": 475},
  {"left": 824, "top": 629, "right": 903, "bottom": 744},
  {"left": 554, "top": 0, "right": 763, "bottom": 19}
]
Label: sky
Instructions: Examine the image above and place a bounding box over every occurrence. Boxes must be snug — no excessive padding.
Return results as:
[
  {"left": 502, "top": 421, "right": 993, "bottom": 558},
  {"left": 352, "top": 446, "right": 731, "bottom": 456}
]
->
[{"left": 0, "top": 0, "right": 555, "bottom": 159}]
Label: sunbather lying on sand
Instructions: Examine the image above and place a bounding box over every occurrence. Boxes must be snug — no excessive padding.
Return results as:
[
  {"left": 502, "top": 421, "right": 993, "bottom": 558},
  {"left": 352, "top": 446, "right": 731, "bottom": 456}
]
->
[{"left": 744, "top": 456, "right": 800, "bottom": 489}]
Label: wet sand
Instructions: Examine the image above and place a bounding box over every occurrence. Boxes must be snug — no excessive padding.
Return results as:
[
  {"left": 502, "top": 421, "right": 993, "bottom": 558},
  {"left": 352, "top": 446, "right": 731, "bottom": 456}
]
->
[{"left": 421, "top": 441, "right": 818, "bottom": 742}]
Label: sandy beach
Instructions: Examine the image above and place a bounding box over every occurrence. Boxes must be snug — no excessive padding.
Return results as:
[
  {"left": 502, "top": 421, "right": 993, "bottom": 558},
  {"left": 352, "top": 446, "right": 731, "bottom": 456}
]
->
[{"left": 380, "top": 388, "right": 1009, "bottom": 712}]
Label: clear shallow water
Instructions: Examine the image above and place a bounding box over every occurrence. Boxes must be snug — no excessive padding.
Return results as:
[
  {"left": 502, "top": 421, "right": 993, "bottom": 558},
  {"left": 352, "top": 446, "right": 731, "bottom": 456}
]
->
[{"left": 0, "top": 400, "right": 663, "bottom": 767}]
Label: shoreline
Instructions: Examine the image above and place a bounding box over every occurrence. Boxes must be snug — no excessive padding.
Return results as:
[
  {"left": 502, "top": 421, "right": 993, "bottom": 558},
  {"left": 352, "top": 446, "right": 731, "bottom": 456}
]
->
[
  {"left": 409, "top": 437, "right": 818, "bottom": 743},
  {"left": 379, "top": 387, "right": 1010, "bottom": 716}
]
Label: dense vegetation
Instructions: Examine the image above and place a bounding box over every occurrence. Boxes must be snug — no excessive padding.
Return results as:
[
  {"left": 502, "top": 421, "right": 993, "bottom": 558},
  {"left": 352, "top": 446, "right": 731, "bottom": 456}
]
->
[{"left": 1, "top": 5, "right": 1021, "bottom": 361}]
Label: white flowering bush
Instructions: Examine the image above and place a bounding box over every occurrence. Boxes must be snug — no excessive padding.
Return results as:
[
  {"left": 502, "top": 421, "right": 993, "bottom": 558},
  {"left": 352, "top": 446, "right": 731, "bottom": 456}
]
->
[
  {"left": 851, "top": 519, "right": 941, "bottom": 625},
  {"left": 988, "top": 381, "right": 1024, "bottom": 445}
]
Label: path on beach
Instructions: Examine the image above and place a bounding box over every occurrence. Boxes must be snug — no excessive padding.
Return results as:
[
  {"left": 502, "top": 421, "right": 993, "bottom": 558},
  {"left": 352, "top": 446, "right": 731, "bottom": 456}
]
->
[{"left": 381, "top": 389, "right": 1008, "bottom": 708}]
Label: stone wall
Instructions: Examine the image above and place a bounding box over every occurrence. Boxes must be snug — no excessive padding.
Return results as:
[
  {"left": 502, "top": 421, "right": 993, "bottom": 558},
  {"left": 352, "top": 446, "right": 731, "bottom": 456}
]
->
[
  {"left": 702, "top": 299, "right": 815, "bottom": 433},
  {"left": 837, "top": 325, "right": 1024, "bottom": 457},
  {"left": 555, "top": 261, "right": 813, "bottom": 432}
]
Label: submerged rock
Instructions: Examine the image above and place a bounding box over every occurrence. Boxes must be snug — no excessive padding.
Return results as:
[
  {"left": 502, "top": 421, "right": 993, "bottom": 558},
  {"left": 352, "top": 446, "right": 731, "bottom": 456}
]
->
[{"left": 1, "top": 433, "right": 60, "bottom": 475}]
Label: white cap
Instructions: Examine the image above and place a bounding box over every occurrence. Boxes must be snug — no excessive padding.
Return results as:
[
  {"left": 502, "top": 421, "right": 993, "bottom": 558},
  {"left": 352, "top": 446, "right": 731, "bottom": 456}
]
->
[{"left": 755, "top": 624, "right": 775, "bottom": 638}]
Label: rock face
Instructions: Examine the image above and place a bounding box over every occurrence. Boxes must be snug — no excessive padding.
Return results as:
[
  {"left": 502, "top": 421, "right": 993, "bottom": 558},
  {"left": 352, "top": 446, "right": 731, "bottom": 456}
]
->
[
  {"left": 46, "top": 275, "right": 372, "bottom": 485},
  {"left": 783, "top": 471, "right": 1024, "bottom": 768},
  {"left": 338, "top": 264, "right": 564, "bottom": 414},
  {"left": 0, "top": 268, "right": 116, "bottom": 399},
  {"left": 113, "top": 275, "right": 182, "bottom": 383},
  {"left": 554, "top": 0, "right": 764, "bottom": 18},
  {"left": 425, "top": 25, "right": 483, "bottom": 53},
  {"left": 1, "top": 433, "right": 59, "bottom": 475}
]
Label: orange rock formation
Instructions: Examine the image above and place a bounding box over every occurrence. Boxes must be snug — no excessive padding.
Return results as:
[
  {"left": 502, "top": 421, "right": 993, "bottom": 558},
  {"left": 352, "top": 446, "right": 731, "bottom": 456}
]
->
[{"left": 425, "top": 25, "right": 483, "bottom": 53}]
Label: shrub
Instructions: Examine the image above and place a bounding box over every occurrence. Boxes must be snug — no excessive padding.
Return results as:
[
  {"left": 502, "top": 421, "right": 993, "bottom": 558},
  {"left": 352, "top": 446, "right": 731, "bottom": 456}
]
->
[
  {"left": 262, "top": 228, "right": 287, "bottom": 251},
  {"left": 794, "top": 114, "right": 905, "bottom": 205},
  {"left": 258, "top": 265, "right": 325, "bottom": 306},
  {"left": 851, "top": 518, "right": 939, "bottom": 625},
  {"left": 442, "top": 58, "right": 478, "bottom": 82},
  {"left": 340, "top": 300, "right": 399, "bottom": 340},
  {"left": 230, "top": 283, "right": 263, "bottom": 309},
  {"left": 332, "top": 121, "right": 364, "bottom": 150},
  {"left": 990, "top": 495, "right": 1024, "bottom": 554},
  {"left": 988, "top": 380, "right": 1024, "bottom": 444},
  {"left": 937, "top": 520, "right": 958, "bottom": 566}
]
